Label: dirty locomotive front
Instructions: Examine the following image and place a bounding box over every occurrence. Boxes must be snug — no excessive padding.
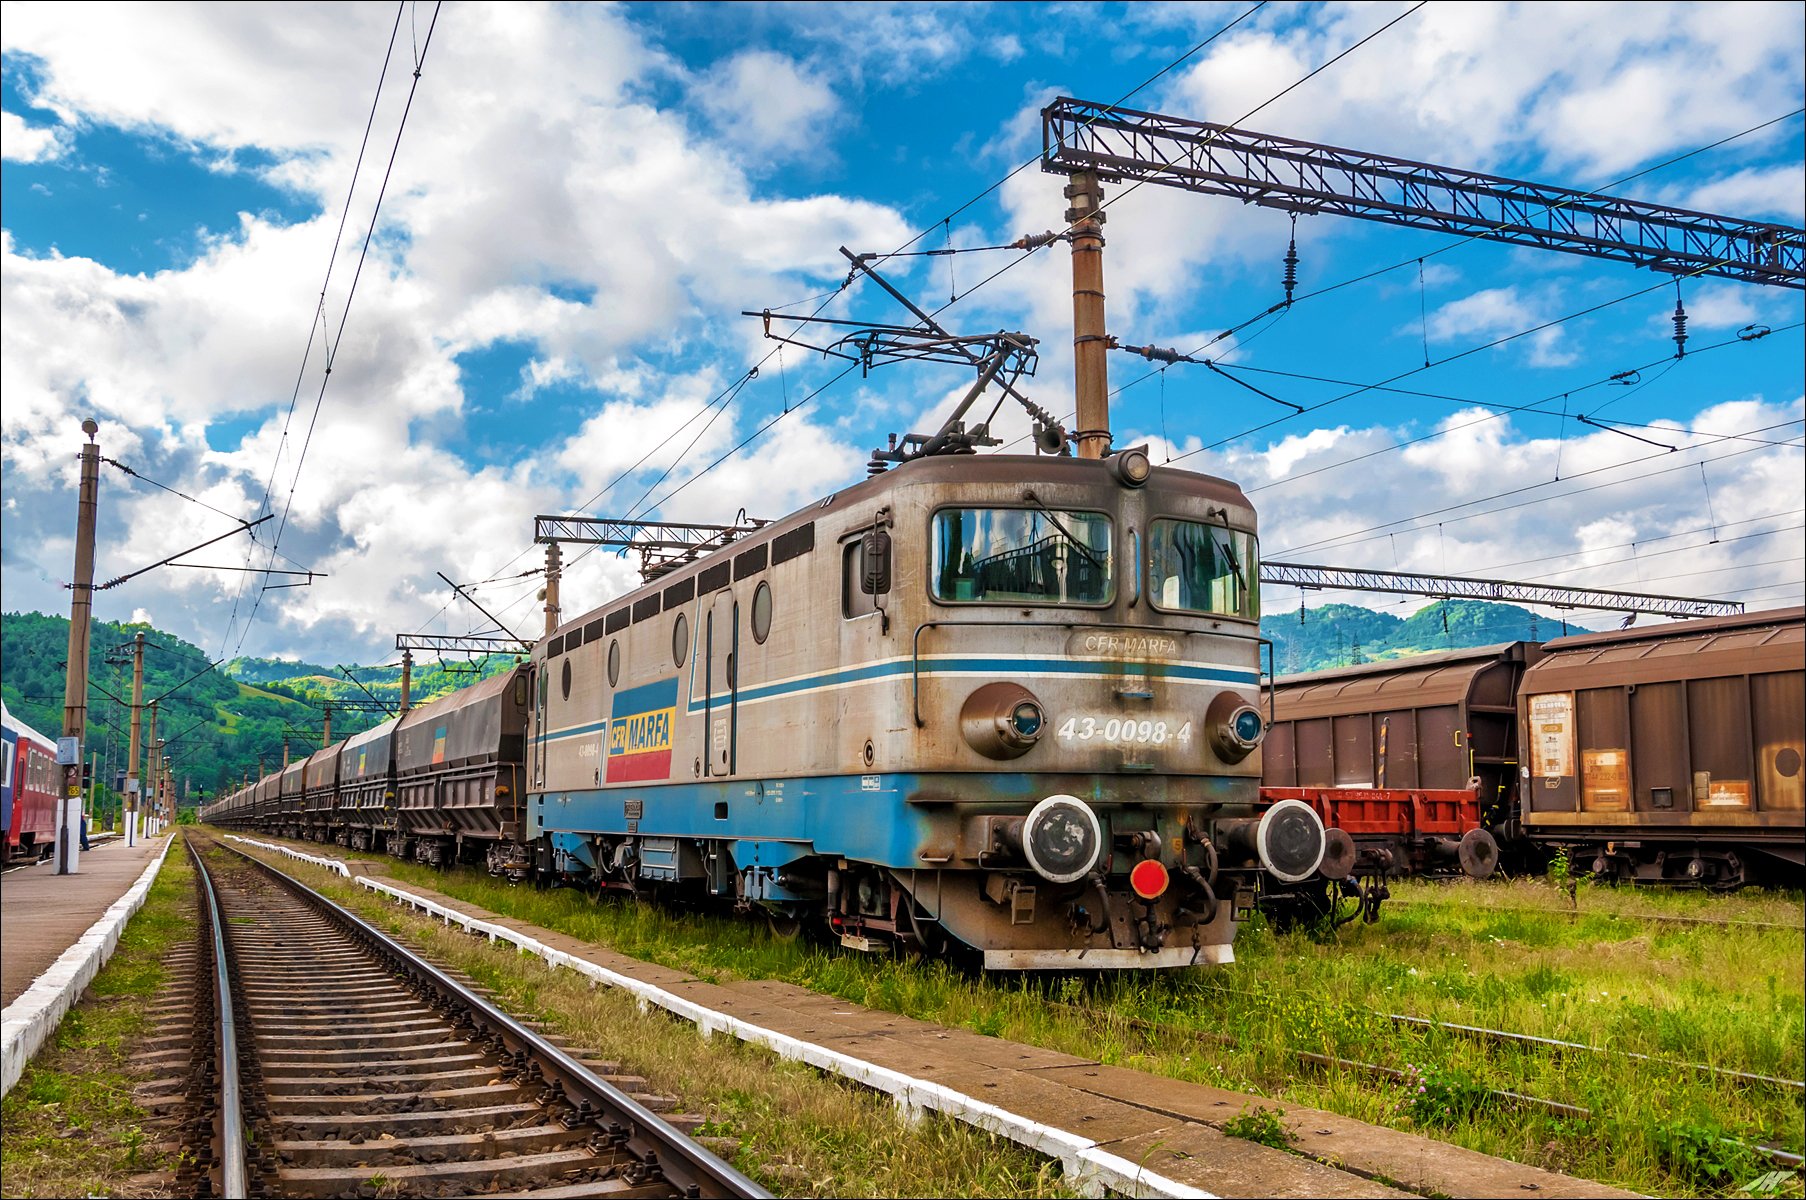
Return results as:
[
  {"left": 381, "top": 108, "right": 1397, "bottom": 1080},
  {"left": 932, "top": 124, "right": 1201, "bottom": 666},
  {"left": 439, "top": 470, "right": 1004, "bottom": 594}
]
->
[{"left": 529, "top": 451, "right": 1324, "bottom": 968}]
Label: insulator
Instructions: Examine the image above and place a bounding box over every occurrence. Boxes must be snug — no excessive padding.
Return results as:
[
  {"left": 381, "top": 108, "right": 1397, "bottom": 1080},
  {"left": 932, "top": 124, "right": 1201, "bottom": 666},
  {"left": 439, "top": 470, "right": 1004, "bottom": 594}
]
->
[
  {"left": 1282, "top": 237, "right": 1299, "bottom": 306},
  {"left": 1671, "top": 295, "right": 1688, "bottom": 358}
]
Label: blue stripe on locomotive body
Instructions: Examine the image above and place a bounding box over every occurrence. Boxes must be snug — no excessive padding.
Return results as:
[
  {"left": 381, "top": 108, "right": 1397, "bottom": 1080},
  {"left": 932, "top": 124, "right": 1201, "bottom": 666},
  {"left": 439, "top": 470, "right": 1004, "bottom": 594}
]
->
[{"left": 530, "top": 770, "right": 1256, "bottom": 868}]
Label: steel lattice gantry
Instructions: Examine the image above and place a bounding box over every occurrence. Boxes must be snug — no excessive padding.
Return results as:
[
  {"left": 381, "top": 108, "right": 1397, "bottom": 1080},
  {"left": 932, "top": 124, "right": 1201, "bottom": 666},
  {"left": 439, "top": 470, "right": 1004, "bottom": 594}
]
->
[
  {"left": 1042, "top": 97, "right": 1805, "bottom": 289},
  {"left": 534, "top": 515, "right": 768, "bottom": 581},
  {"left": 1260, "top": 561, "right": 1743, "bottom": 618},
  {"left": 393, "top": 633, "right": 531, "bottom": 656}
]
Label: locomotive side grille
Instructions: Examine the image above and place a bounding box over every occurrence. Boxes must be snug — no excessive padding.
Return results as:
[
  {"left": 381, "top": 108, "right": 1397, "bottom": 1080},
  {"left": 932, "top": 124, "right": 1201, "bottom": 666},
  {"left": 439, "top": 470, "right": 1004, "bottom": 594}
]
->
[
  {"left": 605, "top": 607, "right": 631, "bottom": 634},
  {"left": 734, "top": 543, "right": 769, "bottom": 580},
  {"left": 772, "top": 521, "right": 816, "bottom": 566},
  {"left": 632, "top": 594, "right": 662, "bottom": 623},
  {"left": 698, "top": 562, "right": 730, "bottom": 594},
  {"left": 663, "top": 576, "right": 696, "bottom": 607}
]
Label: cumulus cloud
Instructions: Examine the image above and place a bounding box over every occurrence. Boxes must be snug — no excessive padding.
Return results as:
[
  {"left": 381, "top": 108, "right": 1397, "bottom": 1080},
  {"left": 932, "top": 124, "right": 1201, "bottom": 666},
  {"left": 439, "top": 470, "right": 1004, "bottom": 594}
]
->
[
  {"left": 1422, "top": 287, "right": 1576, "bottom": 367},
  {"left": 0, "top": 109, "right": 68, "bottom": 161},
  {"left": 695, "top": 50, "right": 839, "bottom": 158}
]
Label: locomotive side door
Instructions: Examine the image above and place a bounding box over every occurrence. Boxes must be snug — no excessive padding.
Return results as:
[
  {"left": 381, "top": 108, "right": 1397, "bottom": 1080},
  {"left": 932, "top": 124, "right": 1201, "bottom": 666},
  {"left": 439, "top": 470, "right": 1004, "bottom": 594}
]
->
[{"left": 706, "top": 590, "right": 738, "bottom": 776}]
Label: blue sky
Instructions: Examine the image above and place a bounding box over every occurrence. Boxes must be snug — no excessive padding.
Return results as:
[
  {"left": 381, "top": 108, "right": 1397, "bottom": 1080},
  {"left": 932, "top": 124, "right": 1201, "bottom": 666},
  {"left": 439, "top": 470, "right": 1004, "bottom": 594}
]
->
[{"left": 2, "top": 1, "right": 1802, "bottom": 663}]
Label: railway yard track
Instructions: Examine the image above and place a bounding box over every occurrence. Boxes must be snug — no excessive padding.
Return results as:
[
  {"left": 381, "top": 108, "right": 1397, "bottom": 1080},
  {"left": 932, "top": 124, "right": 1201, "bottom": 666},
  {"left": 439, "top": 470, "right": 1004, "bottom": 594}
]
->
[{"left": 181, "top": 836, "right": 768, "bottom": 1199}]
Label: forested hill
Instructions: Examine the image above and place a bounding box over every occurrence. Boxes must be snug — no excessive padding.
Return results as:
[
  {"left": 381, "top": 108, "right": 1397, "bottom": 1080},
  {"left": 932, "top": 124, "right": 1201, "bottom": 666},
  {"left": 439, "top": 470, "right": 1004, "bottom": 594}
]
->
[
  {"left": 1260, "top": 598, "right": 1598, "bottom": 675},
  {"left": 0, "top": 612, "right": 514, "bottom": 800}
]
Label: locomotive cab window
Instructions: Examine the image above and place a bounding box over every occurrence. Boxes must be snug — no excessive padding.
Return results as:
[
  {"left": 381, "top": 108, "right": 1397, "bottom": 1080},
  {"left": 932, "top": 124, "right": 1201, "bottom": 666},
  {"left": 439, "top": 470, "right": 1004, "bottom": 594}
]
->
[
  {"left": 931, "top": 507, "right": 1112, "bottom": 605},
  {"left": 1147, "top": 518, "right": 1259, "bottom": 620}
]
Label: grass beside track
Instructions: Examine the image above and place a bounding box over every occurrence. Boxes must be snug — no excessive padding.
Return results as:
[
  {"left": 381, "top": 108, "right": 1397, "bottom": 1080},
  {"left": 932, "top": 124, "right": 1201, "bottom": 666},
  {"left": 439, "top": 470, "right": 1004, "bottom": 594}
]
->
[
  {"left": 0, "top": 836, "right": 196, "bottom": 1199},
  {"left": 226, "top": 832, "right": 1805, "bottom": 1199},
  {"left": 219, "top": 842, "right": 1076, "bottom": 1199}
]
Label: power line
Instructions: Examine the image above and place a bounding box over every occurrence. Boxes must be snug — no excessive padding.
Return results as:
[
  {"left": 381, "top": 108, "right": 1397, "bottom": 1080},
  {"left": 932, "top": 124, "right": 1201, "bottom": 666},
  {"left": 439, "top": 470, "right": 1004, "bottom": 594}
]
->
[
  {"left": 1273, "top": 425, "right": 1801, "bottom": 558},
  {"left": 234, "top": 1, "right": 442, "bottom": 659},
  {"left": 219, "top": 2, "right": 408, "bottom": 659}
]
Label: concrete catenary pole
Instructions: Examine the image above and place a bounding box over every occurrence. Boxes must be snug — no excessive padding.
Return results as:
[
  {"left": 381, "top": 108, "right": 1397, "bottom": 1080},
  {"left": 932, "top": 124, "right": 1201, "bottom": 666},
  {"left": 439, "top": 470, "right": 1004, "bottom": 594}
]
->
[
  {"left": 544, "top": 541, "right": 562, "bottom": 638},
  {"left": 399, "top": 649, "right": 413, "bottom": 714},
  {"left": 57, "top": 418, "right": 101, "bottom": 874},
  {"left": 323, "top": 702, "right": 333, "bottom": 746},
  {"left": 1065, "top": 171, "right": 1111, "bottom": 459},
  {"left": 145, "top": 701, "right": 159, "bottom": 837},
  {"left": 126, "top": 630, "right": 144, "bottom": 845}
]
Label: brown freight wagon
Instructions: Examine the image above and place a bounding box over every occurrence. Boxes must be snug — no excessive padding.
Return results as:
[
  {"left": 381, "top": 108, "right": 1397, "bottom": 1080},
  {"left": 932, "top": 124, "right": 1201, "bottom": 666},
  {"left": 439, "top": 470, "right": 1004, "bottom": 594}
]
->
[
  {"left": 1518, "top": 606, "right": 1804, "bottom": 887},
  {"left": 277, "top": 759, "right": 307, "bottom": 835},
  {"left": 390, "top": 665, "right": 531, "bottom": 871},
  {"left": 1266, "top": 642, "right": 1538, "bottom": 820}
]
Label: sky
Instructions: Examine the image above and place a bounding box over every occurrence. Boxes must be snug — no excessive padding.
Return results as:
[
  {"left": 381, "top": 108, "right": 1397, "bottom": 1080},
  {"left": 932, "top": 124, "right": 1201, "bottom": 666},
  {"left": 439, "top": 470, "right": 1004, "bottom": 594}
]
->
[{"left": 2, "top": 0, "right": 1802, "bottom": 666}]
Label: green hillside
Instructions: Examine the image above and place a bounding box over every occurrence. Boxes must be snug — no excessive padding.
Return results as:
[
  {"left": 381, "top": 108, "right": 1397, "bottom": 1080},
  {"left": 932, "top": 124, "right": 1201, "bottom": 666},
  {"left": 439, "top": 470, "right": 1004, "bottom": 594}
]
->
[
  {"left": 1, "top": 612, "right": 517, "bottom": 804},
  {"left": 1261, "top": 598, "right": 1595, "bottom": 675}
]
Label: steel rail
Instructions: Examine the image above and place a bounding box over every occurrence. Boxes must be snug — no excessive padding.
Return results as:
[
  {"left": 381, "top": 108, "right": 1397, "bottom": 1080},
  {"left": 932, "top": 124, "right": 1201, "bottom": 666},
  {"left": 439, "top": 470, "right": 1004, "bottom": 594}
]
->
[
  {"left": 187, "top": 841, "right": 249, "bottom": 1199},
  {"left": 212, "top": 840, "right": 771, "bottom": 1200}
]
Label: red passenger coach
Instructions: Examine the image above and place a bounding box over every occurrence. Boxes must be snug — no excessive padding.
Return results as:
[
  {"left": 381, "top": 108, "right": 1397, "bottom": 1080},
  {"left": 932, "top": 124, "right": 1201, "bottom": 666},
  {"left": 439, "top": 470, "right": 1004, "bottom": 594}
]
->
[{"left": 1, "top": 701, "right": 59, "bottom": 863}]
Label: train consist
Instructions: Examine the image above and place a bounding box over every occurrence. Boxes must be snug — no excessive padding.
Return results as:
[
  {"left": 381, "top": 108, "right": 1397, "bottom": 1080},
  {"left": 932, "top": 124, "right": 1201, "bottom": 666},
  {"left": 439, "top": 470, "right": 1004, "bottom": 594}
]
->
[
  {"left": 1, "top": 700, "right": 59, "bottom": 864},
  {"left": 206, "top": 451, "right": 1331, "bottom": 969},
  {"left": 1263, "top": 608, "right": 1805, "bottom": 889}
]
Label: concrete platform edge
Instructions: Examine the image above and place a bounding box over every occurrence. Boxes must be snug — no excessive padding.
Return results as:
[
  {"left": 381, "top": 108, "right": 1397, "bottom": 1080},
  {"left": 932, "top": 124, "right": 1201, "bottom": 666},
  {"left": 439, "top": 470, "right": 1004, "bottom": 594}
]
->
[{"left": 1, "top": 834, "right": 175, "bottom": 1097}]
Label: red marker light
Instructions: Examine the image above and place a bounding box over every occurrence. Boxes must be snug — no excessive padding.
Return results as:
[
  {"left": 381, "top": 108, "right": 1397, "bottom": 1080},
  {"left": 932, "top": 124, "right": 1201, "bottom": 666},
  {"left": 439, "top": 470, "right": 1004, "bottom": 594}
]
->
[{"left": 1129, "top": 858, "right": 1170, "bottom": 900}]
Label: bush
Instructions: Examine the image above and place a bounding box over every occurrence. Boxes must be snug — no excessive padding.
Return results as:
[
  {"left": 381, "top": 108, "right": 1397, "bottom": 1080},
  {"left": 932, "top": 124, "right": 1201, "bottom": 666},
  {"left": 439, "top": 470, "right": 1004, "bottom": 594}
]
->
[
  {"left": 1223, "top": 1104, "right": 1296, "bottom": 1149},
  {"left": 1398, "top": 1062, "right": 1492, "bottom": 1126}
]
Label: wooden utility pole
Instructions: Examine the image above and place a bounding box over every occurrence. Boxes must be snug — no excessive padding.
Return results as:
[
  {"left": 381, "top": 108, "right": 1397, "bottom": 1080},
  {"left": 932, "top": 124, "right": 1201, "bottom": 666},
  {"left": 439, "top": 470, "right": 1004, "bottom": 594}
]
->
[
  {"left": 544, "top": 541, "right": 562, "bottom": 638},
  {"left": 399, "top": 649, "right": 413, "bottom": 714},
  {"left": 1065, "top": 171, "right": 1111, "bottom": 459},
  {"left": 57, "top": 418, "right": 101, "bottom": 874},
  {"left": 126, "top": 630, "right": 144, "bottom": 845}
]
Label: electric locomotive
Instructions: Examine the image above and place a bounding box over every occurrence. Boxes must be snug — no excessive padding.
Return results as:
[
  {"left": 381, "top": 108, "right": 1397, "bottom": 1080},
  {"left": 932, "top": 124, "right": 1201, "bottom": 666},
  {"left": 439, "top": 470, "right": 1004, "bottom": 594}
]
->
[{"left": 530, "top": 447, "right": 1325, "bottom": 968}]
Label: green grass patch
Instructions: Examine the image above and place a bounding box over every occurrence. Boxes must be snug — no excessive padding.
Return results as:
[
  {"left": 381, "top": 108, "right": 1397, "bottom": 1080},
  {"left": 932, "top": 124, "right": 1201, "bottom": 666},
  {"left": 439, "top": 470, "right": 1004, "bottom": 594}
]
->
[
  {"left": 1, "top": 836, "right": 196, "bottom": 1198},
  {"left": 224, "top": 830, "right": 1806, "bottom": 1198}
]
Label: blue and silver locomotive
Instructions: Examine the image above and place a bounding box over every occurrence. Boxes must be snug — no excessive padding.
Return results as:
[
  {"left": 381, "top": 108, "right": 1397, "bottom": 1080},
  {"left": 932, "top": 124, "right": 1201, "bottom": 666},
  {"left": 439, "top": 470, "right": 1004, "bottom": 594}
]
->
[{"left": 206, "top": 447, "right": 1327, "bottom": 968}]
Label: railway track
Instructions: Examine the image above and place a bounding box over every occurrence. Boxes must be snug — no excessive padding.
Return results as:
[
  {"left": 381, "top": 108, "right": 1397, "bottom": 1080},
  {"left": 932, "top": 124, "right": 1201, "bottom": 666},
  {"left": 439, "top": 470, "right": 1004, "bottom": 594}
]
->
[{"left": 185, "top": 837, "right": 769, "bottom": 1199}]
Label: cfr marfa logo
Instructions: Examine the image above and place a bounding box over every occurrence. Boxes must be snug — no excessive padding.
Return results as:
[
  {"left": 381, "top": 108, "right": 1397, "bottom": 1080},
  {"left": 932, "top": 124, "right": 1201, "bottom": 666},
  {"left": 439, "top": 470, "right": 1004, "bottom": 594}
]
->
[{"left": 605, "top": 678, "right": 678, "bottom": 783}]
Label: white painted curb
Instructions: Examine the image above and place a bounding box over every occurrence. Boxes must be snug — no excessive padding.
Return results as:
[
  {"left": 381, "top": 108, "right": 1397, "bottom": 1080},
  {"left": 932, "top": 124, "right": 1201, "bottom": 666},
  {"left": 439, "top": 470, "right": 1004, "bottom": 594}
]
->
[
  {"left": 354, "top": 874, "right": 1215, "bottom": 1199},
  {"left": 224, "top": 835, "right": 349, "bottom": 877},
  {"left": 1, "top": 835, "right": 176, "bottom": 1097}
]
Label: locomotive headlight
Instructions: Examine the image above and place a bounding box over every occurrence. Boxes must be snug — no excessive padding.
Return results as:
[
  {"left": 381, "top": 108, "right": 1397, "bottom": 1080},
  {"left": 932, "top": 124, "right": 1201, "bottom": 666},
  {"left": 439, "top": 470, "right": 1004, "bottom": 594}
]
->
[
  {"left": 1022, "top": 794, "right": 1104, "bottom": 884},
  {"left": 1108, "top": 446, "right": 1152, "bottom": 488},
  {"left": 1205, "top": 691, "right": 1266, "bottom": 762},
  {"left": 961, "top": 683, "right": 1045, "bottom": 759}
]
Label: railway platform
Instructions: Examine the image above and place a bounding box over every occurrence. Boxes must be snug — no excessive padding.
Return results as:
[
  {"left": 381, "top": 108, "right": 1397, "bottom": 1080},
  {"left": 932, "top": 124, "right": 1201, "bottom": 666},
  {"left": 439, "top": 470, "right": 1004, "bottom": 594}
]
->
[
  {"left": 235, "top": 837, "right": 1636, "bottom": 1200},
  {"left": 2, "top": 833, "right": 172, "bottom": 1006}
]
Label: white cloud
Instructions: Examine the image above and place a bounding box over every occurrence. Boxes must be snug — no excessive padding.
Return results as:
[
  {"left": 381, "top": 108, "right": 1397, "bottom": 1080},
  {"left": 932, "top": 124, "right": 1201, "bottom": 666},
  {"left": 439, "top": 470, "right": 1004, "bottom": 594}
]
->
[
  {"left": 1676, "top": 164, "right": 1806, "bottom": 222},
  {"left": 695, "top": 50, "right": 839, "bottom": 158},
  {"left": 1422, "top": 287, "right": 1576, "bottom": 367},
  {"left": 0, "top": 109, "right": 67, "bottom": 161}
]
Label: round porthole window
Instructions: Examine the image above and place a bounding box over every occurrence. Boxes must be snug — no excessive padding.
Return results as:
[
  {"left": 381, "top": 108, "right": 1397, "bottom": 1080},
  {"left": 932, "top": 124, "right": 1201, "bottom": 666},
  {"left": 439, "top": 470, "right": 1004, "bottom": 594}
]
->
[
  {"left": 751, "top": 580, "right": 773, "bottom": 644},
  {"left": 672, "top": 612, "right": 689, "bottom": 667},
  {"left": 560, "top": 658, "right": 572, "bottom": 700},
  {"left": 607, "top": 639, "right": 621, "bottom": 687}
]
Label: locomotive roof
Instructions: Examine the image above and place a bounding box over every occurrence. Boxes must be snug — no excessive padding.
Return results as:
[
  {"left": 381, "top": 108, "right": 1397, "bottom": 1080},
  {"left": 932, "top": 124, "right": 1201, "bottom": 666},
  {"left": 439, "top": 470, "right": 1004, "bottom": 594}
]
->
[{"left": 545, "top": 453, "right": 1254, "bottom": 646}]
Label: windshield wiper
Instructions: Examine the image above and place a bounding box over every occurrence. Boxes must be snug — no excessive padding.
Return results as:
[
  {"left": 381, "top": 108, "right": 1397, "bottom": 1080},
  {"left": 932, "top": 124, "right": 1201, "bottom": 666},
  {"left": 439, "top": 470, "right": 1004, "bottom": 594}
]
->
[{"left": 1022, "top": 491, "right": 1103, "bottom": 569}]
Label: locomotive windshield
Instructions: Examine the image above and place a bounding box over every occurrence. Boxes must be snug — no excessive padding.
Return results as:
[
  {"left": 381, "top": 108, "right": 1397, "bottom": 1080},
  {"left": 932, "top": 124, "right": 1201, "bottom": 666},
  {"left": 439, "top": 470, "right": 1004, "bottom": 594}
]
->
[
  {"left": 932, "top": 508, "right": 1112, "bottom": 605},
  {"left": 1148, "top": 518, "right": 1259, "bottom": 619}
]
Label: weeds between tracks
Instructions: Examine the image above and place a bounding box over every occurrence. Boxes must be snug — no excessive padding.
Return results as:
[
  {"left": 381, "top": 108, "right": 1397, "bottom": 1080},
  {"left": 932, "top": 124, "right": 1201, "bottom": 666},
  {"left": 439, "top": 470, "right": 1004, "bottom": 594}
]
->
[{"left": 232, "top": 833, "right": 1805, "bottom": 1199}]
